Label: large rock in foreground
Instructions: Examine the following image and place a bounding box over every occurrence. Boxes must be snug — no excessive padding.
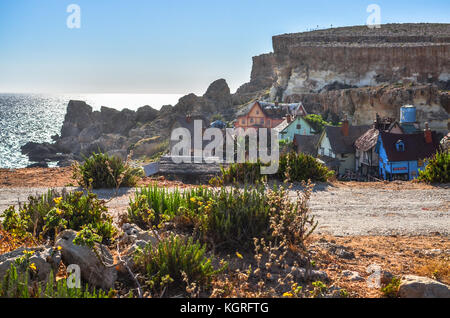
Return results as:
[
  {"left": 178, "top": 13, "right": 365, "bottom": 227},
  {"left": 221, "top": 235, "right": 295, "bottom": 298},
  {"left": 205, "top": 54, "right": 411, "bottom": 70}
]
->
[
  {"left": 398, "top": 275, "right": 450, "bottom": 298},
  {"left": 55, "top": 230, "right": 117, "bottom": 290},
  {"left": 0, "top": 246, "right": 61, "bottom": 282}
]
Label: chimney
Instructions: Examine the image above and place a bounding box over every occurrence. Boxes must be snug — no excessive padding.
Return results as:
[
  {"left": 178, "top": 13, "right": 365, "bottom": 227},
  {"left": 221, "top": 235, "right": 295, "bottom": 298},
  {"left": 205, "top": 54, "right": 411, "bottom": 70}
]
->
[
  {"left": 286, "top": 115, "right": 292, "bottom": 123},
  {"left": 186, "top": 114, "right": 191, "bottom": 123},
  {"left": 424, "top": 122, "right": 432, "bottom": 144},
  {"left": 341, "top": 118, "right": 349, "bottom": 137}
]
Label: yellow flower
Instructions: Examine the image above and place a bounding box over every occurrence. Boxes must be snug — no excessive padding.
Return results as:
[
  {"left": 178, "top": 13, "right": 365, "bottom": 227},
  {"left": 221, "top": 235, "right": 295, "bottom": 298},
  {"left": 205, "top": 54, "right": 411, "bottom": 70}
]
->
[
  {"left": 236, "top": 252, "right": 243, "bottom": 259},
  {"left": 198, "top": 201, "right": 203, "bottom": 206},
  {"left": 57, "top": 246, "right": 62, "bottom": 251},
  {"left": 283, "top": 292, "right": 293, "bottom": 298},
  {"left": 53, "top": 197, "right": 63, "bottom": 204},
  {"left": 29, "top": 263, "right": 37, "bottom": 271},
  {"left": 56, "top": 208, "right": 63, "bottom": 215}
]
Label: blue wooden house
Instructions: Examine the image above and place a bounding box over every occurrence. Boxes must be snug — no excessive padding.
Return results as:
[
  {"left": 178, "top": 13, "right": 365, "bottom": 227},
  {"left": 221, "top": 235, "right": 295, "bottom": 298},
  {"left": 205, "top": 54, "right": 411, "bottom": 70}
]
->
[{"left": 376, "top": 129, "right": 440, "bottom": 181}]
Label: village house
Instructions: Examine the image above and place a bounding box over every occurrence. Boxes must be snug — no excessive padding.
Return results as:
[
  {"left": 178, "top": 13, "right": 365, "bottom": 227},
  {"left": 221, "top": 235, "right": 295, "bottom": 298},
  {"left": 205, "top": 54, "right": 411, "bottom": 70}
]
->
[
  {"left": 316, "top": 120, "right": 370, "bottom": 176},
  {"left": 234, "top": 101, "right": 307, "bottom": 130},
  {"left": 355, "top": 106, "right": 429, "bottom": 177},
  {"left": 275, "top": 115, "right": 316, "bottom": 142},
  {"left": 376, "top": 124, "right": 441, "bottom": 181}
]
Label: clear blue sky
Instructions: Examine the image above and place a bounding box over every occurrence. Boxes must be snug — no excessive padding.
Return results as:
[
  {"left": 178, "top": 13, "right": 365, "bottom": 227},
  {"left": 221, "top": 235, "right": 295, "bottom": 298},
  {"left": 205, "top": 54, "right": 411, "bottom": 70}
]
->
[{"left": 0, "top": 0, "right": 448, "bottom": 95}]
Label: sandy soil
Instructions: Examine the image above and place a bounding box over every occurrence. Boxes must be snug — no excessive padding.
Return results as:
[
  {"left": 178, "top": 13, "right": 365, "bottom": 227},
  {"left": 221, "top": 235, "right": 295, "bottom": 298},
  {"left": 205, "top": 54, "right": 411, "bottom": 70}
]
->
[{"left": 309, "top": 234, "right": 449, "bottom": 297}]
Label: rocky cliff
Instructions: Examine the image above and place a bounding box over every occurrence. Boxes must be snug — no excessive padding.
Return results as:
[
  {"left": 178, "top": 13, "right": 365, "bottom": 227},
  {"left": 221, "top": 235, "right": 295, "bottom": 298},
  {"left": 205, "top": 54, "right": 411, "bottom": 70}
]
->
[{"left": 234, "top": 23, "right": 450, "bottom": 131}]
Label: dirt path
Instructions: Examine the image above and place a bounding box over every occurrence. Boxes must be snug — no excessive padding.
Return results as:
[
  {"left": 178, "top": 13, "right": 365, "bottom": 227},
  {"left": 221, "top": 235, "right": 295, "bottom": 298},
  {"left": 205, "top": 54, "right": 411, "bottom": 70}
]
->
[{"left": 1, "top": 184, "right": 448, "bottom": 237}]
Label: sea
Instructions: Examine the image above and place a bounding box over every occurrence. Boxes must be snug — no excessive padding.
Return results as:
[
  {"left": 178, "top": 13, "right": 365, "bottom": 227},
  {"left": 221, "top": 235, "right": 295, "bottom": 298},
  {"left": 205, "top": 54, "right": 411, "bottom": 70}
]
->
[{"left": 0, "top": 93, "right": 184, "bottom": 169}]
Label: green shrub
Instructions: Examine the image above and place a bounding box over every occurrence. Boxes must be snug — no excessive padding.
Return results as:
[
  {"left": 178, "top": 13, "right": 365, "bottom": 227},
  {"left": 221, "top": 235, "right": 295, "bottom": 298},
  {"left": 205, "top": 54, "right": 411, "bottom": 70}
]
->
[
  {"left": 73, "top": 152, "right": 143, "bottom": 189},
  {"left": 199, "top": 186, "right": 272, "bottom": 250},
  {"left": 0, "top": 264, "right": 113, "bottom": 298},
  {"left": 418, "top": 151, "right": 449, "bottom": 183},
  {"left": 278, "top": 152, "right": 334, "bottom": 182},
  {"left": 1, "top": 190, "right": 116, "bottom": 244},
  {"left": 128, "top": 185, "right": 272, "bottom": 250},
  {"left": 134, "top": 235, "right": 226, "bottom": 292},
  {"left": 129, "top": 181, "right": 317, "bottom": 251},
  {"left": 381, "top": 277, "right": 401, "bottom": 298},
  {"left": 127, "top": 185, "right": 210, "bottom": 230},
  {"left": 304, "top": 114, "right": 332, "bottom": 134},
  {"left": 210, "top": 162, "right": 266, "bottom": 186}
]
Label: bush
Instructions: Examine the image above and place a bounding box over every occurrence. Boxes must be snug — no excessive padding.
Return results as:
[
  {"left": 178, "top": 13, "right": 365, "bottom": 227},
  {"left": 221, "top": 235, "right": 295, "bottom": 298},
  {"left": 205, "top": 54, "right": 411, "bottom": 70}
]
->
[
  {"left": 200, "top": 186, "right": 272, "bottom": 250},
  {"left": 128, "top": 184, "right": 273, "bottom": 250},
  {"left": 0, "top": 264, "right": 113, "bottom": 298},
  {"left": 1, "top": 190, "right": 116, "bottom": 244},
  {"left": 134, "top": 235, "right": 226, "bottom": 293},
  {"left": 127, "top": 185, "right": 210, "bottom": 230},
  {"left": 418, "top": 151, "right": 449, "bottom": 183},
  {"left": 72, "top": 152, "right": 143, "bottom": 189},
  {"left": 210, "top": 162, "right": 266, "bottom": 186},
  {"left": 381, "top": 277, "right": 401, "bottom": 298},
  {"left": 278, "top": 152, "right": 334, "bottom": 182},
  {"left": 304, "top": 114, "right": 332, "bottom": 134}
]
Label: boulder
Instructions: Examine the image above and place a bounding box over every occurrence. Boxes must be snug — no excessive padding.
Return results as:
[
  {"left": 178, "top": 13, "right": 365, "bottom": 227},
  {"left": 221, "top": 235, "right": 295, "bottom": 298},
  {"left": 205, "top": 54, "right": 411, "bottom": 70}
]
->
[
  {"left": 0, "top": 246, "right": 61, "bottom": 282},
  {"left": 136, "top": 105, "right": 159, "bottom": 123},
  {"left": 117, "top": 224, "right": 159, "bottom": 275},
  {"left": 121, "top": 223, "right": 158, "bottom": 247},
  {"left": 290, "top": 266, "right": 329, "bottom": 283},
  {"left": 55, "top": 230, "right": 117, "bottom": 290},
  {"left": 65, "top": 100, "right": 94, "bottom": 131},
  {"left": 398, "top": 275, "right": 450, "bottom": 298},
  {"left": 342, "top": 270, "right": 365, "bottom": 282}
]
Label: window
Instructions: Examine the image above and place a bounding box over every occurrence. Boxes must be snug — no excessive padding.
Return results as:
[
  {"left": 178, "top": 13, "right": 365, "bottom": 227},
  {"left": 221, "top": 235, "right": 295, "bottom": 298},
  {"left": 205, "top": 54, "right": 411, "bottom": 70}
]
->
[
  {"left": 241, "top": 120, "right": 245, "bottom": 125},
  {"left": 296, "top": 124, "right": 301, "bottom": 130},
  {"left": 260, "top": 118, "right": 264, "bottom": 124},
  {"left": 396, "top": 140, "right": 405, "bottom": 152},
  {"left": 256, "top": 111, "right": 260, "bottom": 115},
  {"left": 250, "top": 118, "right": 254, "bottom": 124},
  {"left": 418, "top": 159, "right": 424, "bottom": 167},
  {"left": 320, "top": 148, "right": 325, "bottom": 156}
]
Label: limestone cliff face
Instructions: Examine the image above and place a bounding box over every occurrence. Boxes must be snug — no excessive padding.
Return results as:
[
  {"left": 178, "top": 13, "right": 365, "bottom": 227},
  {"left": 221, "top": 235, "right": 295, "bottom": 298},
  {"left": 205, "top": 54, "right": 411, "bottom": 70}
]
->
[
  {"left": 235, "top": 23, "right": 450, "bottom": 131},
  {"left": 285, "top": 84, "right": 449, "bottom": 132}
]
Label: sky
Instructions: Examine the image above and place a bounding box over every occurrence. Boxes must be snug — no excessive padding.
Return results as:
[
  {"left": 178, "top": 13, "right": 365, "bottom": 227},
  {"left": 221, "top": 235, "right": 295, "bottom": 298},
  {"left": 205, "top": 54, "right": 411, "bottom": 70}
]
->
[{"left": 0, "top": 0, "right": 449, "bottom": 95}]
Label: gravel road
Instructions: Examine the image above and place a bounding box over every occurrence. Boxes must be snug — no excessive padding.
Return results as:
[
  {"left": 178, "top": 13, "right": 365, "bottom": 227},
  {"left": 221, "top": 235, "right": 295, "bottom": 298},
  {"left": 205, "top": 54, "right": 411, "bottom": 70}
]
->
[{"left": 0, "top": 185, "right": 448, "bottom": 237}]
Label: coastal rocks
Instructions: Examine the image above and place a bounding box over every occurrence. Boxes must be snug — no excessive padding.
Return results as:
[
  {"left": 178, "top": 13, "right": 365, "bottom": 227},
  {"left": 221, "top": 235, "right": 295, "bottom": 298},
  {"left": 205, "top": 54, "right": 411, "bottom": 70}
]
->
[
  {"left": 23, "top": 78, "right": 237, "bottom": 166},
  {"left": 130, "top": 136, "right": 164, "bottom": 158},
  {"left": 55, "top": 230, "right": 117, "bottom": 290},
  {"left": 0, "top": 246, "right": 61, "bottom": 282},
  {"left": 398, "top": 275, "right": 450, "bottom": 298}
]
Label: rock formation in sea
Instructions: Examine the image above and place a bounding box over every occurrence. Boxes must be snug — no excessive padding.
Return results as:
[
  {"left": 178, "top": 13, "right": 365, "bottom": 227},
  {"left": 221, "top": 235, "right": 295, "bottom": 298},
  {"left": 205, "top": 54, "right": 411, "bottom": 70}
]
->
[{"left": 21, "top": 79, "right": 234, "bottom": 166}]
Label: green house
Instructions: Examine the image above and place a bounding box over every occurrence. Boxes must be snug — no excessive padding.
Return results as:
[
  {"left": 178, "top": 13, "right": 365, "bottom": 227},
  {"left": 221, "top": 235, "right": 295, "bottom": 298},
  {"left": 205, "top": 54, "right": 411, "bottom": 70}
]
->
[{"left": 275, "top": 116, "right": 317, "bottom": 142}]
